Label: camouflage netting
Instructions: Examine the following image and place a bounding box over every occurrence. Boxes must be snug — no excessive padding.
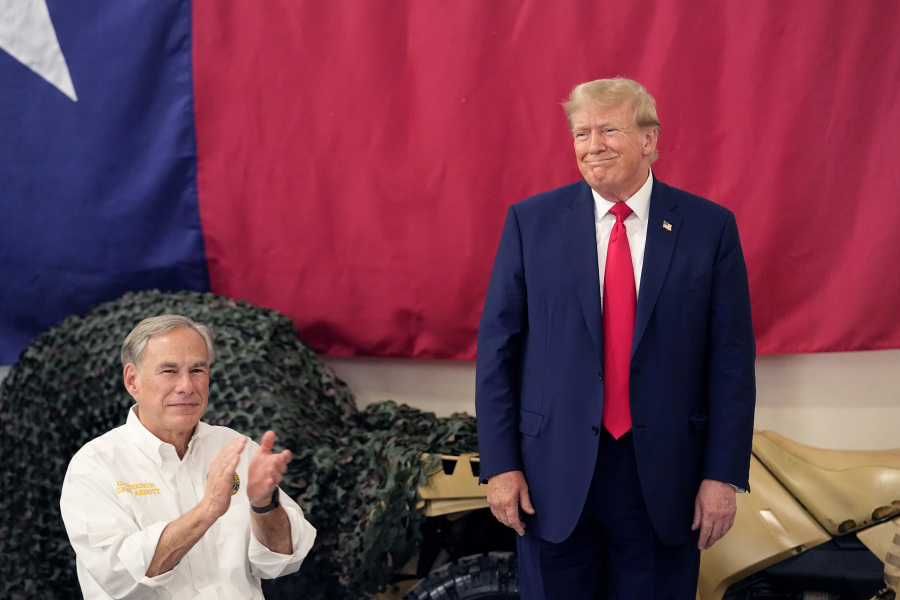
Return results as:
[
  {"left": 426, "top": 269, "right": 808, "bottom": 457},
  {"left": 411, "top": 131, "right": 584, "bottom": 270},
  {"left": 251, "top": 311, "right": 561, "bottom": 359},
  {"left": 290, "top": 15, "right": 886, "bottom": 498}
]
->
[{"left": 0, "top": 290, "right": 477, "bottom": 599}]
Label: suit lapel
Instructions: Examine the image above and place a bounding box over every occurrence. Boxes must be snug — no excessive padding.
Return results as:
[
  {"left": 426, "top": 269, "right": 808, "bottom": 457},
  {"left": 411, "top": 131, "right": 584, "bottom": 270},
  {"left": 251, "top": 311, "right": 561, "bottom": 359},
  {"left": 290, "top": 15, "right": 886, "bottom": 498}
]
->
[
  {"left": 634, "top": 179, "right": 681, "bottom": 355},
  {"left": 561, "top": 182, "right": 603, "bottom": 360}
]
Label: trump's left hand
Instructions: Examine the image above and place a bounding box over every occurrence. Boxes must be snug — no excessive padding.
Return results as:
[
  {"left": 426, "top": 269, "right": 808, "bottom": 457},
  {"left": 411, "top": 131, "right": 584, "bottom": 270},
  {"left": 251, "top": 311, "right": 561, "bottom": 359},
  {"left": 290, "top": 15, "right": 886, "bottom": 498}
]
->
[
  {"left": 247, "top": 431, "right": 292, "bottom": 507},
  {"left": 692, "top": 478, "right": 736, "bottom": 550}
]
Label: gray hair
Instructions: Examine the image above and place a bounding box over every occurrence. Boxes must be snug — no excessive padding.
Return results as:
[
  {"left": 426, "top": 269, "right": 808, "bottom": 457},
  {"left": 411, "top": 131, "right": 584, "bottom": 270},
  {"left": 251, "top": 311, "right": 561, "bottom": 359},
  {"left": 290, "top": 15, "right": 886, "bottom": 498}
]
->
[
  {"left": 562, "top": 77, "right": 661, "bottom": 163},
  {"left": 120, "top": 315, "right": 215, "bottom": 368}
]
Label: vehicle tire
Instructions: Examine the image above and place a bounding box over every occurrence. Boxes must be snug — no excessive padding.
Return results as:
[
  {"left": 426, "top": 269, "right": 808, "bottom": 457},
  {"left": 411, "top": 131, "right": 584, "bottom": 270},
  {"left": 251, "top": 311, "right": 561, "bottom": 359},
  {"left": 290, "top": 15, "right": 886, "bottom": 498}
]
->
[{"left": 405, "top": 552, "right": 519, "bottom": 600}]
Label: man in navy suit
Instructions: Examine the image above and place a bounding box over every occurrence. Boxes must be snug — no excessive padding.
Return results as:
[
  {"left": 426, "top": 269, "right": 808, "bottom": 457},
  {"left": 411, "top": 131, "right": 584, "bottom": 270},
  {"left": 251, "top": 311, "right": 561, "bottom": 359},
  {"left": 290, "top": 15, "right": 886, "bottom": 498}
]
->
[{"left": 475, "top": 78, "right": 756, "bottom": 599}]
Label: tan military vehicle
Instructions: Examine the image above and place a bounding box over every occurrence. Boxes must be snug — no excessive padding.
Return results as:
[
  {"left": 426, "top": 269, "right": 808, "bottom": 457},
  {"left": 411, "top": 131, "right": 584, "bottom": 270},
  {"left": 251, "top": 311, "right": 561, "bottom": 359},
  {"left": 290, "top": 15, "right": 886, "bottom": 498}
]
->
[{"left": 405, "top": 432, "right": 900, "bottom": 600}]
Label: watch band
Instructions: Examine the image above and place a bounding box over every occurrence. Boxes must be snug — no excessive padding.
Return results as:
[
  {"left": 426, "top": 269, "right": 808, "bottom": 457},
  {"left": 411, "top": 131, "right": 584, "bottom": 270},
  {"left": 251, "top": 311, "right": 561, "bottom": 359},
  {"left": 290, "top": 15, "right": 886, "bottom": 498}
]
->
[{"left": 251, "top": 488, "right": 280, "bottom": 514}]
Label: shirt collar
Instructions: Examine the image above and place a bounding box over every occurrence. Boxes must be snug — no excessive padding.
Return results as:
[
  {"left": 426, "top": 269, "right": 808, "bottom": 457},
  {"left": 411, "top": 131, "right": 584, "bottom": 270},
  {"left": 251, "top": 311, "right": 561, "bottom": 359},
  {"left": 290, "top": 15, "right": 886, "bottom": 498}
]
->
[
  {"left": 592, "top": 168, "right": 653, "bottom": 224},
  {"left": 126, "top": 404, "right": 209, "bottom": 465}
]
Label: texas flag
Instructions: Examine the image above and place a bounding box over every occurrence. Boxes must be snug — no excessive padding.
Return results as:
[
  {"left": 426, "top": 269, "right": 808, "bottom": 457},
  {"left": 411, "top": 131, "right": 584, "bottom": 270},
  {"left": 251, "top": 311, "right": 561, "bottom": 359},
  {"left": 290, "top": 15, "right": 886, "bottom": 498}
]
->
[
  {"left": 1, "top": 1, "right": 206, "bottom": 364},
  {"left": 2, "top": 0, "right": 899, "bottom": 365}
]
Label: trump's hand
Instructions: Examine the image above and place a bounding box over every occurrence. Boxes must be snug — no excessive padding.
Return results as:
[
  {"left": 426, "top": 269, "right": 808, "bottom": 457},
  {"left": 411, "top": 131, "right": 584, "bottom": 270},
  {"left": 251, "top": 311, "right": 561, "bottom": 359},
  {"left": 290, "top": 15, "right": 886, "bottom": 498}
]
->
[
  {"left": 247, "top": 431, "right": 292, "bottom": 507},
  {"left": 486, "top": 470, "right": 535, "bottom": 536},
  {"left": 692, "top": 478, "right": 737, "bottom": 549}
]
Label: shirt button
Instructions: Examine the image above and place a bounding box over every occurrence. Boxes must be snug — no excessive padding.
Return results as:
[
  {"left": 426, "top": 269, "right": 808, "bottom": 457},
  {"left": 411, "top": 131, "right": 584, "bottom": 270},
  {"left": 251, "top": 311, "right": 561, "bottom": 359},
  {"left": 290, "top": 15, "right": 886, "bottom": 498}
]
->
[{"left": 591, "top": 425, "right": 600, "bottom": 435}]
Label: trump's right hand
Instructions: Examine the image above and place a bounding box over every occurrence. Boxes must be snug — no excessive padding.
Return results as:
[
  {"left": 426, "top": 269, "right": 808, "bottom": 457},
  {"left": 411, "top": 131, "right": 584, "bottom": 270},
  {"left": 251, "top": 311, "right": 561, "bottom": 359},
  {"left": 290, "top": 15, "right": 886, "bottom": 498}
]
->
[{"left": 486, "top": 470, "right": 535, "bottom": 536}]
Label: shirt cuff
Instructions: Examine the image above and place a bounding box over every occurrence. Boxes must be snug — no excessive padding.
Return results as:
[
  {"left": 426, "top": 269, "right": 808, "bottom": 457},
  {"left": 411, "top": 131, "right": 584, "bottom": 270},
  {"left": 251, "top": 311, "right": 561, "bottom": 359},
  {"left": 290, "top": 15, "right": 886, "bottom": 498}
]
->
[
  {"left": 249, "top": 502, "right": 316, "bottom": 579},
  {"left": 118, "top": 521, "right": 178, "bottom": 588}
]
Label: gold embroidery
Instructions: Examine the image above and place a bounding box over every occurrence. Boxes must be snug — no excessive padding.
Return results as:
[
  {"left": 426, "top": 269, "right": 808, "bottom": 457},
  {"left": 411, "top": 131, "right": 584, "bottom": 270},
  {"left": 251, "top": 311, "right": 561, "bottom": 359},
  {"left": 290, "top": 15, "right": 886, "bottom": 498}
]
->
[{"left": 115, "top": 480, "right": 161, "bottom": 496}]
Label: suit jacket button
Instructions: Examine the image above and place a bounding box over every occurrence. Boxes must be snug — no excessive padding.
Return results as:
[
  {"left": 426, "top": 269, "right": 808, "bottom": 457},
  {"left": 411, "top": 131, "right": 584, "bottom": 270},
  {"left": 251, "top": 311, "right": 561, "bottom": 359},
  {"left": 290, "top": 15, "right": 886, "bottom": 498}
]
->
[
  {"left": 598, "top": 371, "right": 603, "bottom": 379},
  {"left": 591, "top": 425, "right": 600, "bottom": 435}
]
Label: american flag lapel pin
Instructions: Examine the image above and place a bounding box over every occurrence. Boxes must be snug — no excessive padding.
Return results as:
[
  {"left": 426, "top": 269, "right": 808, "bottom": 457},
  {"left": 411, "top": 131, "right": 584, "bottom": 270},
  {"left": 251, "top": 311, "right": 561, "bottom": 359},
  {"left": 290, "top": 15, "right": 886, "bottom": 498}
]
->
[{"left": 662, "top": 220, "right": 673, "bottom": 231}]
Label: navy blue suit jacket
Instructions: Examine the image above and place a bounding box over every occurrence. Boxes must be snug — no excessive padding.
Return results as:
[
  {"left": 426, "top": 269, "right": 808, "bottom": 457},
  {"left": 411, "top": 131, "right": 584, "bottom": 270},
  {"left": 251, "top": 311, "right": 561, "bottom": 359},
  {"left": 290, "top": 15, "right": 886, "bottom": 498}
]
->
[{"left": 475, "top": 176, "right": 756, "bottom": 545}]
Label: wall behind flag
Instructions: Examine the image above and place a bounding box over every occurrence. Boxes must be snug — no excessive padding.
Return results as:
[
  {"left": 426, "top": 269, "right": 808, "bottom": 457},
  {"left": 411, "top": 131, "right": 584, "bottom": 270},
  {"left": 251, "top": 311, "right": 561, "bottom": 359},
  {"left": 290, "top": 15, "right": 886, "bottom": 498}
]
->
[
  {"left": 192, "top": 0, "right": 900, "bottom": 359},
  {"left": 322, "top": 350, "right": 900, "bottom": 451}
]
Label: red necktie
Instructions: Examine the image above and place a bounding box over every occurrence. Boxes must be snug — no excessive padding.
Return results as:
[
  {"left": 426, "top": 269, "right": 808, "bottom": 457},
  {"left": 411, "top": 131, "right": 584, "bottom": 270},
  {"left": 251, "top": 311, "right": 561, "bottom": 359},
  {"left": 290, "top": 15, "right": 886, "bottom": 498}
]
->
[{"left": 602, "top": 203, "right": 636, "bottom": 439}]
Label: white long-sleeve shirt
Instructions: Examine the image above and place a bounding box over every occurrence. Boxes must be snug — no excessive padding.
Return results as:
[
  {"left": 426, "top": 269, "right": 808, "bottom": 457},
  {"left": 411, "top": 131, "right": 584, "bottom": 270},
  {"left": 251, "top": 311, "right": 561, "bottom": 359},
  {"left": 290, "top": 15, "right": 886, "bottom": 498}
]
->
[{"left": 60, "top": 406, "right": 316, "bottom": 599}]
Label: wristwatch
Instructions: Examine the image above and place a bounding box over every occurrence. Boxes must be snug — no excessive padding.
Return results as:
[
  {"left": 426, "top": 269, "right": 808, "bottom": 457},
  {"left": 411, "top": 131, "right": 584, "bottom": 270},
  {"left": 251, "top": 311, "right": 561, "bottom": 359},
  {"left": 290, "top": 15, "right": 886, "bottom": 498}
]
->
[{"left": 251, "top": 488, "right": 280, "bottom": 514}]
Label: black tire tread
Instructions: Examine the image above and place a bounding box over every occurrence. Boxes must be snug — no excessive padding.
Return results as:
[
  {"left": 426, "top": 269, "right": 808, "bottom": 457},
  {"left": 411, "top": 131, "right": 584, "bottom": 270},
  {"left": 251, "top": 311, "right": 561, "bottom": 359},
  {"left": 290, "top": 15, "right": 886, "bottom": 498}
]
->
[{"left": 405, "top": 552, "right": 519, "bottom": 600}]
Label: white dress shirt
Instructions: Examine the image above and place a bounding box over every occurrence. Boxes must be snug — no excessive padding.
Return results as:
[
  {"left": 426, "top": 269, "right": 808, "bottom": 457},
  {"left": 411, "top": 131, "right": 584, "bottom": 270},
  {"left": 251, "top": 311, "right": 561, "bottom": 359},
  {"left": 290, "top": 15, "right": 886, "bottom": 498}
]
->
[
  {"left": 60, "top": 406, "right": 316, "bottom": 599},
  {"left": 593, "top": 169, "right": 653, "bottom": 303}
]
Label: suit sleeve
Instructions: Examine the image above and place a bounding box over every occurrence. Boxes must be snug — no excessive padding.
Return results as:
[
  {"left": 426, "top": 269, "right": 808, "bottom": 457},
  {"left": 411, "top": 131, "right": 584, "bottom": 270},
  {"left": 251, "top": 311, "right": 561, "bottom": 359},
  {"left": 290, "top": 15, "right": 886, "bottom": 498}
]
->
[
  {"left": 476, "top": 206, "right": 528, "bottom": 481},
  {"left": 704, "top": 212, "right": 756, "bottom": 490}
]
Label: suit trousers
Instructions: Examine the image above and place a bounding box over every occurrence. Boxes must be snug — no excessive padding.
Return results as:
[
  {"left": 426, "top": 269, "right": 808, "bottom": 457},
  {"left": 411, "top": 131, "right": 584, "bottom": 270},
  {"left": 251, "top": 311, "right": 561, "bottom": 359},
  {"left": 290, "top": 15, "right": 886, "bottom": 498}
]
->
[{"left": 516, "top": 428, "right": 701, "bottom": 600}]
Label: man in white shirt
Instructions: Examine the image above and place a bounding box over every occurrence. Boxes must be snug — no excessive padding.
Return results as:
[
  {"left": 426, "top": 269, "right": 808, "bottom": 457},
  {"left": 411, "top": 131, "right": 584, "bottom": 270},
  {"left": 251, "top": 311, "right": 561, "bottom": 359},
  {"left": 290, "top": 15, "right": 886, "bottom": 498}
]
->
[{"left": 60, "top": 315, "right": 316, "bottom": 599}]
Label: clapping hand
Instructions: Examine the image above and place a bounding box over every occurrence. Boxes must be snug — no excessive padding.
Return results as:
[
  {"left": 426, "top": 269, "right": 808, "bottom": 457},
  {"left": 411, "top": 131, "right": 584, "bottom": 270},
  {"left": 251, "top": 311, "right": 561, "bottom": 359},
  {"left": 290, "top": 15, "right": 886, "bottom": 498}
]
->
[{"left": 247, "top": 430, "right": 292, "bottom": 508}]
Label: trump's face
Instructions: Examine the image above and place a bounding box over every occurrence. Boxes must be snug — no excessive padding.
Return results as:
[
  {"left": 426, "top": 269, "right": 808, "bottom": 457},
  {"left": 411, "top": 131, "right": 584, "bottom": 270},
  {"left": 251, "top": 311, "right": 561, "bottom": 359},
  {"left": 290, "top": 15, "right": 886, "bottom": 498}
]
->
[
  {"left": 124, "top": 326, "right": 210, "bottom": 446},
  {"left": 571, "top": 101, "right": 658, "bottom": 203}
]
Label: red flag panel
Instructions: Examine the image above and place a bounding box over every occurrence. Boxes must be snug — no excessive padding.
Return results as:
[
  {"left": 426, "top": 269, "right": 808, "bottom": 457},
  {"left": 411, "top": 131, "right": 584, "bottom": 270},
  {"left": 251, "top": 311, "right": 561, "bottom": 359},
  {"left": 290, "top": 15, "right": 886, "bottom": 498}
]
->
[{"left": 192, "top": 0, "right": 900, "bottom": 359}]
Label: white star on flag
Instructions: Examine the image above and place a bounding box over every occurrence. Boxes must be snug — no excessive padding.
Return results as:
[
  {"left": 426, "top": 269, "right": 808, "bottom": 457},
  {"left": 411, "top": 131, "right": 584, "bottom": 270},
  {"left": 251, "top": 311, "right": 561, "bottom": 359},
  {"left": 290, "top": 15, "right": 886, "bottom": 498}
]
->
[{"left": 0, "top": 0, "right": 77, "bottom": 101}]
